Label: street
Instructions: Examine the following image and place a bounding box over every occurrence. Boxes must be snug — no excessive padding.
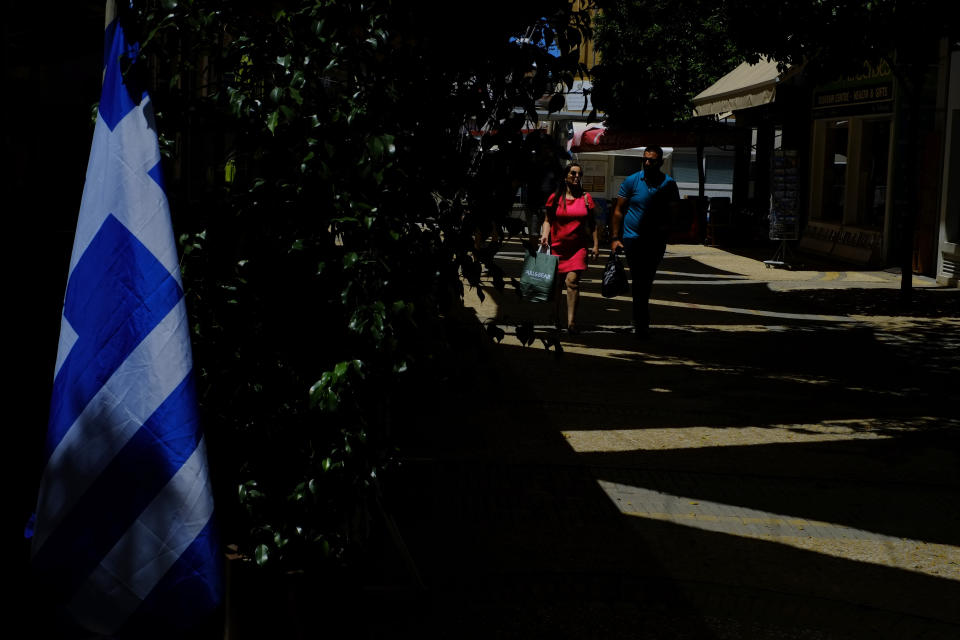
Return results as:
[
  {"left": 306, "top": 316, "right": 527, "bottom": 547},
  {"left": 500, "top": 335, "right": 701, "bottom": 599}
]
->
[{"left": 383, "top": 238, "right": 959, "bottom": 639}]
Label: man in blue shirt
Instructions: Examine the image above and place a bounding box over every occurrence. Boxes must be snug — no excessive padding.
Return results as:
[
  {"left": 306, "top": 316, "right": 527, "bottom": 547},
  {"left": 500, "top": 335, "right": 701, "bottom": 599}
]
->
[{"left": 610, "top": 145, "right": 680, "bottom": 337}]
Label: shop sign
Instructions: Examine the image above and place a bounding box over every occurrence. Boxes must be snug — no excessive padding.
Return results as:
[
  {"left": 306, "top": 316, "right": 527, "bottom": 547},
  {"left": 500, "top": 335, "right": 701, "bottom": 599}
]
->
[
  {"left": 813, "top": 59, "right": 894, "bottom": 110},
  {"left": 814, "top": 82, "right": 893, "bottom": 109}
]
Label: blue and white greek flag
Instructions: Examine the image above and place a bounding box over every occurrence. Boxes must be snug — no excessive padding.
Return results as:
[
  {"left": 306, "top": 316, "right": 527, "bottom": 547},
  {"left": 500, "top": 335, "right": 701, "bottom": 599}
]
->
[{"left": 31, "top": 11, "right": 221, "bottom": 637}]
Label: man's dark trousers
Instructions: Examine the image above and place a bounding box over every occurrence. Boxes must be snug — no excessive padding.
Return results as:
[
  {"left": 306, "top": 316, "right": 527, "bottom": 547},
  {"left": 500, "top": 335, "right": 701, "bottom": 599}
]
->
[{"left": 623, "top": 237, "right": 665, "bottom": 334}]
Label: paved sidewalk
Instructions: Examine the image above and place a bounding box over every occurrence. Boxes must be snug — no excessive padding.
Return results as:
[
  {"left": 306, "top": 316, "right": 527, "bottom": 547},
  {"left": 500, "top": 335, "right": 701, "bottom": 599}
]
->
[{"left": 385, "top": 240, "right": 960, "bottom": 639}]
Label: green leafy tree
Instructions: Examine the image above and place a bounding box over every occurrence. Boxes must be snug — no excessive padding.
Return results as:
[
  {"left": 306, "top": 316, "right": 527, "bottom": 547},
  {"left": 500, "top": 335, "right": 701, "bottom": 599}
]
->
[
  {"left": 590, "top": 0, "right": 740, "bottom": 127},
  {"left": 124, "top": 0, "right": 591, "bottom": 576},
  {"left": 592, "top": 1, "right": 958, "bottom": 127}
]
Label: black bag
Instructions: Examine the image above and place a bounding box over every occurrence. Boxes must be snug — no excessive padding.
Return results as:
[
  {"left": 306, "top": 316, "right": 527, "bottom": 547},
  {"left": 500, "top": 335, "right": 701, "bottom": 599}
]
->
[
  {"left": 519, "top": 246, "right": 559, "bottom": 302},
  {"left": 601, "top": 250, "right": 628, "bottom": 298}
]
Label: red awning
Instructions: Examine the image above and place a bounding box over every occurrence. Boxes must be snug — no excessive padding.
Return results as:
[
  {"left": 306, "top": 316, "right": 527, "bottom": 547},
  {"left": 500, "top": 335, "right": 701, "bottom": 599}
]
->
[
  {"left": 571, "top": 125, "right": 607, "bottom": 149},
  {"left": 570, "top": 124, "right": 743, "bottom": 153}
]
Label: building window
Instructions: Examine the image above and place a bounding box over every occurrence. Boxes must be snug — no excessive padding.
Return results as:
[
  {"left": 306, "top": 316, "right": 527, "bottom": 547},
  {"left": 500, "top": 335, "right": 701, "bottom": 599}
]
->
[
  {"left": 855, "top": 118, "right": 890, "bottom": 229},
  {"left": 706, "top": 155, "right": 734, "bottom": 185},
  {"left": 946, "top": 110, "right": 960, "bottom": 244},
  {"left": 812, "top": 116, "right": 893, "bottom": 228},
  {"left": 671, "top": 154, "right": 699, "bottom": 184},
  {"left": 819, "top": 120, "right": 848, "bottom": 222}
]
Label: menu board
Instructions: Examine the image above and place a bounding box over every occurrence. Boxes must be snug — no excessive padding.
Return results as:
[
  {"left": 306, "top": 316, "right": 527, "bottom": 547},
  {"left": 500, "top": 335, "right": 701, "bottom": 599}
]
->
[
  {"left": 770, "top": 150, "right": 800, "bottom": 240},
  {"left": 580, "top": 160, "right": 607, "bottom": 194}
]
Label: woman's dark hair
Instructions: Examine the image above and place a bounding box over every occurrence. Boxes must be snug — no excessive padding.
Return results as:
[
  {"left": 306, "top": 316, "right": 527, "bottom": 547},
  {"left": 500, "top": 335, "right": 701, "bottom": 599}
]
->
[{"left": 545, "top": 163, "right": 583, "bottom": 223}]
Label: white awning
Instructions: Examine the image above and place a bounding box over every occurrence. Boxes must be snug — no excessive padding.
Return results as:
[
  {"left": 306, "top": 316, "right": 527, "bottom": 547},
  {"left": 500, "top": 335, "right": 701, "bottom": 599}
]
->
[{"left": 692, "top": 59, "right": 789, "bottom": 117}]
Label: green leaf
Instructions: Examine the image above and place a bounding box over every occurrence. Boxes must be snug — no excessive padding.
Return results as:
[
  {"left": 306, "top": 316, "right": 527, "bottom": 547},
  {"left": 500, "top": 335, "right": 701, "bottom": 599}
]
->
[
  {"left": 254, "top": 544, "right": 269, "bottom": 566},
  {"left": 266, "top": 110, "right": 279, "bottom": 133},
  {"left": 547, "top": 93, "right": 566, "bottom": 113},
  {"left": 228, "top": 87, "right": 246, "bottom": 115},
  {"left": 516, "top": 322, "right": 536, "bottom": 347},
  {"left": 486, "top": 323, "right": 505, "bottom": 343},
  {"left": 277, "top": 54, "right": 292, "bottom": 68},
  {"left": 291, "top": 482, "right": 306, "bottom": 502},
  {"left": 300, "top": 149, "right": 315, "bottom": 173},
  {"left": 541, "top": 334, "right": 564, "bottom": 353}
]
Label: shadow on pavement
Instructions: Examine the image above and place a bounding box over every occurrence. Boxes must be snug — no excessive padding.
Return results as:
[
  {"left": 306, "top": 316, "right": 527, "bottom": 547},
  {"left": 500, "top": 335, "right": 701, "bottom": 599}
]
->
[
  {"left": 785, "top": 286, "right": 960, "bottom": 318},
  {"left": 383, "top": 243, "right": 960, "bottom": 639}
]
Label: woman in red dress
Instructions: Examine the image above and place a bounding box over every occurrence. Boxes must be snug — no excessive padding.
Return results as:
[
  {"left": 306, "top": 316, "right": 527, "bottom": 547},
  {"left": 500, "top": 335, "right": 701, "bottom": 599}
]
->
[{"left": 539, "top": 163, "right": 599, "bottom": 333}]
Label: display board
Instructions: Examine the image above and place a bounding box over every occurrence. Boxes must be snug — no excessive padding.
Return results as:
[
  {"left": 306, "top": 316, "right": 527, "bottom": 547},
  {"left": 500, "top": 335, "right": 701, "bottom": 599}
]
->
[
  {"left": 769, "top": 150, "right": 800, "bottom": 240},
  {"left": 579, "top": 160, "right": 607, "bottom": 194}
]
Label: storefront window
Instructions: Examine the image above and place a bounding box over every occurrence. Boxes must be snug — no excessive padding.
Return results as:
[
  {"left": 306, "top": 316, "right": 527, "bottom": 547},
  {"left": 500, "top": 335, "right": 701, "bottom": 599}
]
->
[
  {"left": 706, "top": 156, "right": 735, "bottom": 184},
  {"left": 671, "top": 154, "right": 699, "bottom": 183},
  {"left": 819, "top": 120, "right": 848, "bottom": 221},
  {"left": 856, "top": 119, "right": 890, "bottom": 228},
  {"left": 947, "top": 110, "right": 960, "bottom": 244}
]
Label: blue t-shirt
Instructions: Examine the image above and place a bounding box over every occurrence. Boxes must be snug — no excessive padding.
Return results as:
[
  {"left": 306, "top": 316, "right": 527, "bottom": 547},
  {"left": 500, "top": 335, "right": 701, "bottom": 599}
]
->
[{"left": 617, "top": 171, "right": 680, "bottom": 239}]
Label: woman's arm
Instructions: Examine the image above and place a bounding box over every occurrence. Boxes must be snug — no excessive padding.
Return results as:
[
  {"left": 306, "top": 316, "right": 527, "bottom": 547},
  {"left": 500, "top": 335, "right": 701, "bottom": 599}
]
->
[
  {"left": 586, "top": 195, "right": 600, "bottom": 259},
  {"left": 539, "top": 218, "right": 550, "bottom": 246},
  {"left": 540, "top": 193, "right": 556, "bottom": 246}
]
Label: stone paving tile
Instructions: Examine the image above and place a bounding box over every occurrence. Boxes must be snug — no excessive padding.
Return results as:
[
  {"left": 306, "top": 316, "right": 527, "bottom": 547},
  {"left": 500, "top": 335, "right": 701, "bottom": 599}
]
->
[
  {"left": 594, "top": 475, "right": 960, "bottom": 583},
  {"left": 391, "top": 240, "right": 960, "bottom": 638}
]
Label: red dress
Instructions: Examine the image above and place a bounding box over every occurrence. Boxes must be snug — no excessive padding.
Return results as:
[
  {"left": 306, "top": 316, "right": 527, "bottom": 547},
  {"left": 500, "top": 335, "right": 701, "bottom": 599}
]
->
[{"left": 546, "top": 192, "right": 594, "bottom": 273}]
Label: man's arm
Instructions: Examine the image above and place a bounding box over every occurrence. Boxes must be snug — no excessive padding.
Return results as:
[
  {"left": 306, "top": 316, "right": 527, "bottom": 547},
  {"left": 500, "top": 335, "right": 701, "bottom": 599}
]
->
[
  {"left": 656, "top": 181, "right": 682, "bottom": 238},
  {"left": 610, "top": 196, "right": 626, "bottom": 253},
  {"left": 667, "top": 180, "right": 681, "bottom": 202}
]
